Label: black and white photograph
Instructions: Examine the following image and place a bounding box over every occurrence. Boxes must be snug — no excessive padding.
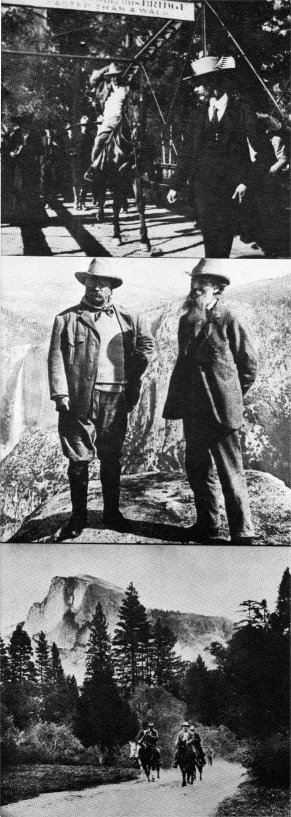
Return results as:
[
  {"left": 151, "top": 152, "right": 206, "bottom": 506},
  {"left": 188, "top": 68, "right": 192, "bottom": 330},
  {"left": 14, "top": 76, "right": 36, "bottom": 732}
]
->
[
  {"left": 0, "top": 544, "right": 290, "bottom": 815},
  {"left": 1, "top": 0, "right": 290, "bottom": 257},
  {"left": 1, "top": 1, "right": 290, "bottom": 816},
  {"left": 0, "top": 257, "right": 290, "bottom": 545}
]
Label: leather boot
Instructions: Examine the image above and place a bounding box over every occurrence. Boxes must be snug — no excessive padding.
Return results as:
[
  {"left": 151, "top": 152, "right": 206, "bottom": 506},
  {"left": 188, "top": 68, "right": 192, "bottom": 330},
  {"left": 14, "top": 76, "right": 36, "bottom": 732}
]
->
[
  {"left": 59, "top": 462, "right": 88, "bottom": 540},
  {"left": 101, "top": 462, "right": 131, "bottom": 532}
]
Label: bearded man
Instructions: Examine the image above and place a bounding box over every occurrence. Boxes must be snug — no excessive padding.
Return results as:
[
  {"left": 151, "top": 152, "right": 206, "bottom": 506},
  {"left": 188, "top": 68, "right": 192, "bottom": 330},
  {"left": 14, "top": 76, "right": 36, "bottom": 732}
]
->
[
  {"left": 167, "top": 55, "right": 269, "bottom": 257},
  {"left": 48, "top": 258, "right": 154, "bottom": 540},
  {"left": 163, "top": 259, "right": 257, "bottom": 544}
]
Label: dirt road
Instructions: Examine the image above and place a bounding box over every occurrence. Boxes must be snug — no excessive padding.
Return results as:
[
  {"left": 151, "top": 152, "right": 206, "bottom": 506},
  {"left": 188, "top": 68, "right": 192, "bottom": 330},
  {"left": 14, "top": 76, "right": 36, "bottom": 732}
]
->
[{"left": 1, "top": 760, "right": 244, "bottom": 817}]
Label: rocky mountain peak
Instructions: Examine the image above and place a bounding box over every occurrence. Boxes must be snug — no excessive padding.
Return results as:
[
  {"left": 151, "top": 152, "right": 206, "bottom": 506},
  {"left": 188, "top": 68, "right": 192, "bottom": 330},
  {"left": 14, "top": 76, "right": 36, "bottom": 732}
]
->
[{"left": 24, "top": 573, "right": 233, "bottom": 684}]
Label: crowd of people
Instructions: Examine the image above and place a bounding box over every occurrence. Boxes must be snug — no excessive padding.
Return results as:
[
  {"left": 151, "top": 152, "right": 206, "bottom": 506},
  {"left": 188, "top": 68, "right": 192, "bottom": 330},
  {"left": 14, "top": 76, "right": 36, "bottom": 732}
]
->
[{"left": 1, "top": 111, "right": 104, "bottom": 220}]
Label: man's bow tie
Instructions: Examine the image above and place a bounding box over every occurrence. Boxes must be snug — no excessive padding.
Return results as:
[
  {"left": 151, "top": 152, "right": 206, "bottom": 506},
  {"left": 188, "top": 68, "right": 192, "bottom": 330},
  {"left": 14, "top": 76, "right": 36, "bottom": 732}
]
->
[{"left": 94, "top": 305, "right": 114, "bottom": 320}]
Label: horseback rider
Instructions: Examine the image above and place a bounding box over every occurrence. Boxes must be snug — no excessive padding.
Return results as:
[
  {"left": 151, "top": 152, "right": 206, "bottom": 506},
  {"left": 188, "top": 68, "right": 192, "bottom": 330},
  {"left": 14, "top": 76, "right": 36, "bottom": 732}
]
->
[
  {"left": 173, "top": 720, "right": 190, "bottom": 767},
  {"left": 144, "top": 721, "right": 161, "bottom": 765},
  {"left": 185, "top": 725, "right": 197, "bottom": 756},
  {"left": 191, "top": 729, "right": 206, "bottom": 765},
  {"left": 135, "top": 720, "right": 148, "bottom": 763},
  {"left": 85, "top": 63, "right": 130, "bottom": 178}
]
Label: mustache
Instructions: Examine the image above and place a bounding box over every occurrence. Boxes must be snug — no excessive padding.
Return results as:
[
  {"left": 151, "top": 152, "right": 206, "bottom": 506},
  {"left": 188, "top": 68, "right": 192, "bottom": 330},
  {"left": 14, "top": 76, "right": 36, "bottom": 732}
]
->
[{"left": 183, "top": 293, "right": 204, "bottom": 309}]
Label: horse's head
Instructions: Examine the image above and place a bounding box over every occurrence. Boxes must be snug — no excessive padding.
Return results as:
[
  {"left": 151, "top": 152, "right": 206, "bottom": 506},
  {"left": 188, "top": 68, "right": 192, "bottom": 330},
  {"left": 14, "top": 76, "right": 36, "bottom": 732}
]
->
[{"left": 129, "top": 741, "right": 137, "bottom": 758}]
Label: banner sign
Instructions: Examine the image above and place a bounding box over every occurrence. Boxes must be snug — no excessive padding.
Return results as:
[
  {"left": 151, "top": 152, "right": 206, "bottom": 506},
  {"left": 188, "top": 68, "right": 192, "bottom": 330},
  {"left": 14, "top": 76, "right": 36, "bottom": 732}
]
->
[{"left": 2, "top": 0, "right": 195, "bottom": 21}]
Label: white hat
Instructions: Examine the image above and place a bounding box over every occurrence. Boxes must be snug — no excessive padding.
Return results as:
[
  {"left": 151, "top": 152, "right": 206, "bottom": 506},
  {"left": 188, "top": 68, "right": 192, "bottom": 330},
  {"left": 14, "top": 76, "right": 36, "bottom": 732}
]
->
[
  {"left": 105, "top": 62, "right": 123, "bottom": 77},
  {"left": 191, "top": 55, "right": 236, "bottom": 81}
]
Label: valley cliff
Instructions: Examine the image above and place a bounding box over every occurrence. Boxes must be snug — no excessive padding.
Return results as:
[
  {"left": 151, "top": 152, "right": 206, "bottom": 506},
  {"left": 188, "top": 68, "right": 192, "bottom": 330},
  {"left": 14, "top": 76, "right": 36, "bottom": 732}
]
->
[{"left": 23, "top": 573, "right": 233, "bottom": 683}]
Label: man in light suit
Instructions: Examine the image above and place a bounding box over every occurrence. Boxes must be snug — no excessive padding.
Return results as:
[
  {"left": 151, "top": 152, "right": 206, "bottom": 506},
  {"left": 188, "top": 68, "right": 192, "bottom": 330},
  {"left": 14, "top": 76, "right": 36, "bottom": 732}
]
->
[
  {"left": 48, "top": 258, "right": 154, "bottom": 540},
  {"left": 168, "top": 56, "right": 268, "bottom": 257},
  {"left": 163, "top": 259, "right": 257, "bottom": 544}
]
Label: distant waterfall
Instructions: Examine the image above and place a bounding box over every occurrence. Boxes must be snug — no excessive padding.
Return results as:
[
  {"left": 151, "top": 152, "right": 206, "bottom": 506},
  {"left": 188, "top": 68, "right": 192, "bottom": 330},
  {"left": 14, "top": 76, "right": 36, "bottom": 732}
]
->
[
  {"left": 9, "top": 358, "right": 25, "bottom": 449},
  {"left": 0, "top": 343, "right": 54, "bottom": 461}
]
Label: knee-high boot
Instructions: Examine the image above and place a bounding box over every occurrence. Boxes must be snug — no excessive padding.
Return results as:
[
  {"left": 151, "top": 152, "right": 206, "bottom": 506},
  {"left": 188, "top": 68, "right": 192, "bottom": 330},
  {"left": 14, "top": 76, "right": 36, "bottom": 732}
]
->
[
  {"left": 59, "top": 462, "right": 89, "bottom": 540},
  {"left": 100, "top": 461, "right": 130, "bottom": 532}
]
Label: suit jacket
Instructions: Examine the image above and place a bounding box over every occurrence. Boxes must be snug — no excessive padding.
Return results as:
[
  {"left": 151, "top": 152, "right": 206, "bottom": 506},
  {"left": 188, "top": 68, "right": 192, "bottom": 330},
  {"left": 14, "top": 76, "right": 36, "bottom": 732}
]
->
[
  {"left": 171, "top": 99, "right": 269, "bottom": 194},
  {"left": 48, "top": 302, "right": 154, "bottom": 416},
  {"left": 163, "top": 303, "right": 257, "bottom": 429}
]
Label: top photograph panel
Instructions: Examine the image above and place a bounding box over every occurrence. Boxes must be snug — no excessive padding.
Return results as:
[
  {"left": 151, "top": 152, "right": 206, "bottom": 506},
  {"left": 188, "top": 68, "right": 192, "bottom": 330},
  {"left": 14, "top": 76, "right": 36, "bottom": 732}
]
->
[{"left": 2, "top": 0, "right": 290, "bottom": 258}]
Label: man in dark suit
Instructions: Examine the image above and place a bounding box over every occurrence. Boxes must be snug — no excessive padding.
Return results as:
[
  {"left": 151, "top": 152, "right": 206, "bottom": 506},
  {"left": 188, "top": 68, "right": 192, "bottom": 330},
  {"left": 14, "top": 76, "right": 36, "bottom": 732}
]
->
[
  {"left": 168, "top": 56, "right": 266, "bottom": 257},
  {"left": 48, "top": 258, "right": 154, "bottom": 540},
  {"left": 163, "top": 259, "right": 257, "bottom": 544}
]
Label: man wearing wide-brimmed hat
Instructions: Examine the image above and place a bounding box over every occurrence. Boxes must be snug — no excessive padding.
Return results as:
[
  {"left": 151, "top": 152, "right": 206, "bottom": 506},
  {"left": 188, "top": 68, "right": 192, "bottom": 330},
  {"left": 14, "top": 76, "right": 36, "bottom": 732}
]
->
[
  {"left": 48, "top": 259, "right": 154, "bottom": 540},
  {"left": 86, "top": 62, "right": 130, "bottom": 177},
  {"left": 173, "top": 721, "right": 191, "bottom": 767},
  {"left": 163, "top": 259, "right": 257, "bottom": 544},
  {"left": 167, "top": 55, "right": 265, "bottom": 257}
]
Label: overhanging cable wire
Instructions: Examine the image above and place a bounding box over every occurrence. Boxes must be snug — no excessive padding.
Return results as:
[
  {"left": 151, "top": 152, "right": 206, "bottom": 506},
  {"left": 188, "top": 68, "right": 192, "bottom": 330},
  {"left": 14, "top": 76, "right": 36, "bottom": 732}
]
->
[{"left": 205, "top": 0, "right": 287, "bottom": 121}]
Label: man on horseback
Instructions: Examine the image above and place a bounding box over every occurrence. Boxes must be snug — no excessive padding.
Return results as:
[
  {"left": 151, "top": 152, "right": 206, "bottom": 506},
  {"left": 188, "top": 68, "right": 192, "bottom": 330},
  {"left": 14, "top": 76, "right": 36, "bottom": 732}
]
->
[
  {"left": 173, "top": 720, "right": 190, "bottom": 767},
  {"left": 144, "top": 721, "right": 161, "bottom": 766},
  {"left": 189, "top": 727, "right": 206, "bottom": 766},
  {"left": 85, "top": 63, "right": 152, "bottom": 249},
  {"left": 85, "top": 63, "right": 130, "bottom": 178},
  {"left": 134, "top": 720, "right": 148, "bottom": 766}
]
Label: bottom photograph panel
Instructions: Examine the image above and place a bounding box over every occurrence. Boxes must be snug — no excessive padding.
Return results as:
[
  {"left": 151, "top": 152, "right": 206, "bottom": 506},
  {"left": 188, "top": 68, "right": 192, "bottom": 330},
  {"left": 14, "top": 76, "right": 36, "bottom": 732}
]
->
[{"left": 0, "top": 544, "right": 290, "bottom": 816}]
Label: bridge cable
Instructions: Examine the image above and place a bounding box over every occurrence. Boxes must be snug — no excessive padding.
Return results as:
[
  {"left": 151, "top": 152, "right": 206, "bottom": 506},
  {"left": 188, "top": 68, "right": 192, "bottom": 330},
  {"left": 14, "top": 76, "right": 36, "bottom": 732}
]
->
[{"left": 205, "top": 0, "right": 288, "bottom": 122}]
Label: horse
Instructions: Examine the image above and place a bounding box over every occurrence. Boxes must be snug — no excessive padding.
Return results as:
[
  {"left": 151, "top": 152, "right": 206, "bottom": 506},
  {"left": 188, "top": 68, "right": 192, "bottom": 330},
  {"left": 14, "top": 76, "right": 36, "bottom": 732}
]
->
[
  {"left": 129, "top": 740, "right": 161, "bottom": 781},
  {"left": 85, "top": 91, "right": 156, "bottom": 251},
  {"left": 177, "top": 744, "right": 197, "bottom": 787},
  {"left": 195, "top": 754, "right": 204, "bottom": 780}
]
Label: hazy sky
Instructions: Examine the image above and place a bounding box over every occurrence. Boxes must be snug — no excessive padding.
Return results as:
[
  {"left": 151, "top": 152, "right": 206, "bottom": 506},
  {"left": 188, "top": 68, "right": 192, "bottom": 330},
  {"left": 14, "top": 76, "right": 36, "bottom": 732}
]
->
[
  {"left": 0, "top": 544, "right": 289, "bottom": 634},
  {"left": 1, "top": 258, "right": 290, "bottom": 327}
]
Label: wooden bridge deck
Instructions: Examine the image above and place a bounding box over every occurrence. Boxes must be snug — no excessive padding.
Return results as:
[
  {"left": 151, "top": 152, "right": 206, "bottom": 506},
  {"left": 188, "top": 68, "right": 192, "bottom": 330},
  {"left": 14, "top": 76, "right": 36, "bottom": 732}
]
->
[{"left": 1, "top": 194, "right": 265, "bottom": 258}]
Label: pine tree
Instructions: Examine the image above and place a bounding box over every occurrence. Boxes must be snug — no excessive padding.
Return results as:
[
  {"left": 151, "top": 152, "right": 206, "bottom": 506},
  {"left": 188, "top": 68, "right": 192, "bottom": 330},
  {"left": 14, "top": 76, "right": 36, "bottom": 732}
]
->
[
  {"left": 76, "top": 603, "right": 137, "bottom": 749},
  {"left": 183, "top": 655, "right": 210, "bottom": 724},
  {"left": 51, "top": 642, "right": 66, "bottom": 688},
  {"left": 270, "top": 567, "right": 290, "bottom": 634},
  {"left": 9, "top": 624, "right": 35, "bottom": 685},
  {"left": 235, "top": 599, "right": 269, "bottom": 629},
  {"left": 85, "top": 602, "right": 114, "bottom": 684},
  {"left": 34, "top": 631, "right": 51, "bottom": 692},
  {"left": 66, "top": 675, "right": 79, "bottom": 712},
  {"left": 0, "top": 636, "right": 11, "bottom": 688},
  {"left": 113, "top": 583, "right": 150, "bottom": 691},
  {"left": 151, "top": 618, "right": 178, "bottom": 689}
]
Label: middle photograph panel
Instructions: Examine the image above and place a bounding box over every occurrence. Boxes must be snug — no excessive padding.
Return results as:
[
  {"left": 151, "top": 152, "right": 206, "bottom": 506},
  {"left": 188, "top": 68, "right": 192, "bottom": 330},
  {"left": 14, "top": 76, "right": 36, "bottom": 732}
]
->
[{"left": 2, "top": 257, "right": 290, "bottom": 546}]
